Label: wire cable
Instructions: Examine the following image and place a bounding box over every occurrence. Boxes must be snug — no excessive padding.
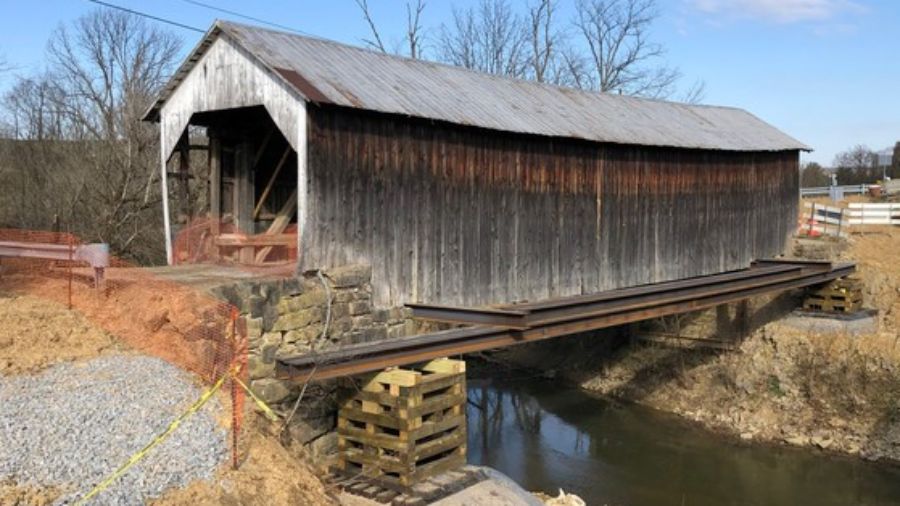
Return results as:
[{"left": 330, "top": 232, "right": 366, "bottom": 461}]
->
[
  {"left": 179, "top": 0, "right": 312, "bottom": 36},
  {"left": 86, "top": 0, "right": 204, "bottom": 32}
]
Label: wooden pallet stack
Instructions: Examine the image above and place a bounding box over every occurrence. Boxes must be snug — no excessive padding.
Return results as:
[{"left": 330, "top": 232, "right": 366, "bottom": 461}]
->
[
  {"left": 803, "top": 278, "right": 863, "bottom": 313},
  {"left": 336, "top": 358, "right": 467, "bottom": 491}
]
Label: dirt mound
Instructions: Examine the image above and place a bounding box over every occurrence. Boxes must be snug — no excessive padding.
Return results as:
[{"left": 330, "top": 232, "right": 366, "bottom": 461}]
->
[
  {"left": 0, "top": 293, "right": 121, "bottom": 375},
  {"left": 0, "top": 268, "right": 239, "bottom": 381},
  {"left": 0, "top": 479, "right": 59, "bottom": 506},
  {"left": 0, "top": 276, "right": 333, "bottom": 504},
  {"left": 153, "top": 430, "right": 334, "bottom": 506},
  {"left": 840, "top": 227, "right": 900, "bottom": 331}
]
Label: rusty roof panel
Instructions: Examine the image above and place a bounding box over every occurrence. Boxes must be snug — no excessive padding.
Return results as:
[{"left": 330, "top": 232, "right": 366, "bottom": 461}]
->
[{"left": 148, "top": 20, "right": 810, "bottom": 152}]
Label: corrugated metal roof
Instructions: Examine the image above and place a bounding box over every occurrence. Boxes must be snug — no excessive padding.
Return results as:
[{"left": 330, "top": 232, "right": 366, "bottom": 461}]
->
[{"left": 146, "top": 20, "right": 810, "bottom": 152}]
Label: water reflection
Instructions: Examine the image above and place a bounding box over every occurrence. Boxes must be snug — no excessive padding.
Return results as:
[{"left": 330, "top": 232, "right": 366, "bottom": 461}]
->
[{"left": 467, "top": 374, "right": 900, "bottom": 506}]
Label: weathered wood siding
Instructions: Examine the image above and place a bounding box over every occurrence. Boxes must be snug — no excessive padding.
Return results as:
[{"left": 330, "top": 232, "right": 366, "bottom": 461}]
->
[
  {"left": 302, "top": 106, "right": 798, "bottom": 307},
  {"left": 158, "top": 36, "right": 304, "bottom": 159}
]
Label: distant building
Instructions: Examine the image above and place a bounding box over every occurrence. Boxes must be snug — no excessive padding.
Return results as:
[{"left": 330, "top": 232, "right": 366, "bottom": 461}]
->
[{"left": 876, "top": 147, "right": 893, "bottom": 167}]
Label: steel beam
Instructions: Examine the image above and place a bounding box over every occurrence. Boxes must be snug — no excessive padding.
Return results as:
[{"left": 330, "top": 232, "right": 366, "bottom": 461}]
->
[{"left": 277, "top": 261, "right": 854, "bottom": 382}]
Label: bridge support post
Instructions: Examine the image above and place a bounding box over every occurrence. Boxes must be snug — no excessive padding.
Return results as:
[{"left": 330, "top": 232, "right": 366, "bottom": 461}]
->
[{"left": 336, "top": 358, "right": 467, "bottom": 491}]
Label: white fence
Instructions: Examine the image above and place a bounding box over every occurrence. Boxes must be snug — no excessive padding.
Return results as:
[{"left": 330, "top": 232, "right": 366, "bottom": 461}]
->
[
  {"left": 800, "top": 202, "right": 900, "bottom": 237},
  {"left": 800, "top": 184, "right": 873, "bottom": 198},
  {"left": 846, "top": 203, "right": 900, "bottom": 225}
]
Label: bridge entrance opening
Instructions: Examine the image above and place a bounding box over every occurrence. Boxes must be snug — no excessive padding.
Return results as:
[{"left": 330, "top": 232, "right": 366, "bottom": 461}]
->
[{"left": 169, "top": 106, "right": 298, "bottom": 266}]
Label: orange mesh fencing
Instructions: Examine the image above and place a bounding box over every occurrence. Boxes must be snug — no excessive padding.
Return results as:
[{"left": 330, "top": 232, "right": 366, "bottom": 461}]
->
[
  {"left": 0, "top": 227, "right": 249, "bottom": 469},
  {"left": 172, "top": 218, "right": 298, "bottom": 266}
]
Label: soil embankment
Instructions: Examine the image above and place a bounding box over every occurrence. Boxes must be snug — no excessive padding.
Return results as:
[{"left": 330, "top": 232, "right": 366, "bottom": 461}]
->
[
  {"left": 498, "top": 227, "right": 900, "bottom": 464},
  {"left": 0, "top": 288, "right": 334, "bottom": 506}
]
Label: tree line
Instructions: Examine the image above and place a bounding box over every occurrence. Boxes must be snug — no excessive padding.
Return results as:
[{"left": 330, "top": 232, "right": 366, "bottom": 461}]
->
[
  {"left": 0, "top": 10, "right": 180, "bottom": 264},
  {"left": 801, "top": 143, "right": 900, "bottom": 188},
  {"left": 355, "top": 0, "right": 706, "bottom": 102}
]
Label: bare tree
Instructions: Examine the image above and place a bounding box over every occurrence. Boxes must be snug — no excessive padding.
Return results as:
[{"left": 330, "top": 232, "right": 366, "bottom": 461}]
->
[
  {"left": 355, "top": 0, "right": 388, "bottom": 53},
  {"left": 679, "top": 78, "right": 707, "bottom": 104},
  {"left": 833, "top": 145, "right": 878, "bottom": 186},
  {"left": 526, "top": 0, "right": 557, "bottom": 83},
  {"left": 573, "top": 0, "right": 680, "bottom": 97},
  {"left": 355, "top": 0, "right": 428, "bottom": 59},
  {"left": 892, "top": 141, "right": 900, "bottom": 178},
  {"left": 406, "top": 0, "right": 426, "bottom": 59},
  {"left": 439, "top": 0, "right": 529, "bottom": 77},
  {"left": 3, "top": 75, "right": 69, "bottom": 140},
  {"left": 800, "top": 161, "right": 830, "bottom": 187},
  {"left": 0, "top": 9, "right": 182, "bottom": 264}
]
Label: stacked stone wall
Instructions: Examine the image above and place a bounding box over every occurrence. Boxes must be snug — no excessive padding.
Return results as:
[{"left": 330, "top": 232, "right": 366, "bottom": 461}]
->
[{"left": 209, "top": 263, "right": 420, "bottom": 459}]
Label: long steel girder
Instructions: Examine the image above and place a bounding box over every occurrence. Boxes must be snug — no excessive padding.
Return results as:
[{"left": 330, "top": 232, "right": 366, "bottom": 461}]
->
[{"left": 276, "top": 260, "right": 854, "bottom": 381}]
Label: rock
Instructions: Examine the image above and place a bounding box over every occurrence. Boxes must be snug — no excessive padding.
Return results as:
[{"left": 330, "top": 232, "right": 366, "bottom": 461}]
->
[
  {"left": 251, "top": 378, "right": 293, "bottom": 404},
  {"left": 351, "top": 315, "right": 373, "bottom": 328},
  {"left": 784, "top": 435, "right": 809, "bottom": 446},
  {"left": 248, "top": 354, "right": 276, "bottom": 380},
  {"left": 740, "top": 432, "right": 754, "bottom": 441},
  {"left": 258, "top": 332, "right": 283, "bottom": 362},
  {"left": 329, "top": 303, "right": 350, "bottom": 319},
  {"left": 295, "top": 290, "right": 328, "bottom": 310},
  {"left": 286, "top": 415, "right": 333, "bottom": 446},
  {"left": 275, "top": 343, "right": 311, "bottom": 360},
  {"left": 545, "top": 489, "right": 587, "bottom": 506},
  {"left": 245, "top": 317, "right": 263, "bottom": 339},
  {"left": 306, "top": 432, "right": 338, "bottom": 460},
  {"left": 284, "top": 326, "right": 321, "bottom": 344},
  {"left": 812, "top": 435, "right": 833, "bottom": 450},
  {"left": 348, "top": 301, "right": 371, "bottom": 316},
  {"left": 324, "top": 264, "right": 371, "bottom": 288},
  {"left": 271, "top": 308, "right": 323, "bottom": 331}
]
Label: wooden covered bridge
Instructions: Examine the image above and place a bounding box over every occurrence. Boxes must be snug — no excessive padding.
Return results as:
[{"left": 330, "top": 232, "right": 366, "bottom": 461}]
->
[
  {"left": 145, "top": 20, "right": 811, "bottom": 308},
  {"left": 143, "top": 20, "right": 853, "bottom": 492}
]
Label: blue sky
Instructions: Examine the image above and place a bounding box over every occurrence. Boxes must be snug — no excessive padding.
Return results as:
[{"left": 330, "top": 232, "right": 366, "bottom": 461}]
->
[{"left": 0, "top": 0, "right": 897, "bottom": 165}]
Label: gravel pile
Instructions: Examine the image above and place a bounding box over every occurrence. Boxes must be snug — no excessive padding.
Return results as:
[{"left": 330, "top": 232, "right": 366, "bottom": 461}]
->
[{"left": 0, "top": 355, "right": 228, "bottom": 504}]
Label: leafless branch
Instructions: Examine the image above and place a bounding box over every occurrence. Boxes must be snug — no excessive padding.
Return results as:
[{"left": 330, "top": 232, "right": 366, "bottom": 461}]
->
[
  {"left": 355, "top": 0, "right": 388, "bottom": 53},
  {"left": 406, "top": 0, "right": 426, "bottom": 59},
  {"left": 679, "top": 78, "right": 707, "bottom": 104},
  {"left": 573, "top": 0, "right": 679, "bottom": 97},
  {"left": 438, "top": 0, "right": 528, "bottom": 78}
]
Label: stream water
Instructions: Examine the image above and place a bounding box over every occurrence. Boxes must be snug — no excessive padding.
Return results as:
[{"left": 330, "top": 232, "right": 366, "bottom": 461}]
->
[{"left": 466, "top": 372, "right": 900, "bottom": 506}]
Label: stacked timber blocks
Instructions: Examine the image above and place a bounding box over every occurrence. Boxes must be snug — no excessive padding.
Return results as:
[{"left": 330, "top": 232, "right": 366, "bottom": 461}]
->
[
  {"left": 803, "top": 278, "right": 863, "bottom": 313},
  {"left": 336, "top": 358, "right": 467, "bottom": 491}
]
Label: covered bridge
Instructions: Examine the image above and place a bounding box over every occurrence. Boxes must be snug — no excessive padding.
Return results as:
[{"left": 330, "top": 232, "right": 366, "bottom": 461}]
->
[{"left": 145, "top": 20, "right": 809, "bottom": 308}]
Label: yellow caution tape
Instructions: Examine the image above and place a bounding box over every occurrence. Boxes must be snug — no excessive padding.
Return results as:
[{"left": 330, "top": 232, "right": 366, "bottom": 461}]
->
[
  {"left": 74, "top": 372, "right": 229, "bottom": 505},
  {"left": 231, "top": 374, "right": 280, "bottom": 422}
]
